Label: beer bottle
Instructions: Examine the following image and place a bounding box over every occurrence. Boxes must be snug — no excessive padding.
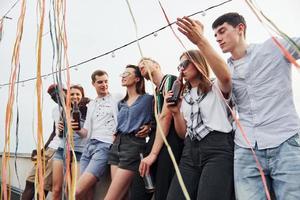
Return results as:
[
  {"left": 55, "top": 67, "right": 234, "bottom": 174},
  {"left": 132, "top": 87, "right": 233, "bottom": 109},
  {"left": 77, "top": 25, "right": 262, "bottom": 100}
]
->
[
  {"left": 166, "top": 72, "right": 183, "bottom": 105},
  {"left": 58, "top": 112, "right": 66, "bottom": 138},
  {"left": 72, "top": 102, "right": 81, "bottom": 131},
  {"left": 140, "top": 153, "right": 155, "bottom": 193}
]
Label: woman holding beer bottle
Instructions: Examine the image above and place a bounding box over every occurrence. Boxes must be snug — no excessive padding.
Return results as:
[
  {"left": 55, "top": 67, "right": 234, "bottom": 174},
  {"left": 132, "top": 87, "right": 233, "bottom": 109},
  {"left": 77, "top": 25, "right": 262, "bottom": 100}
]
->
[
  {"left": 164, "top": 16, "right": 235, "bottom": 199},
  {"left": 52, "top": 85, "right": 89, "bottom": 200},
  {"left": 165, "top": 49, "right": 235, "bottom": 200}
]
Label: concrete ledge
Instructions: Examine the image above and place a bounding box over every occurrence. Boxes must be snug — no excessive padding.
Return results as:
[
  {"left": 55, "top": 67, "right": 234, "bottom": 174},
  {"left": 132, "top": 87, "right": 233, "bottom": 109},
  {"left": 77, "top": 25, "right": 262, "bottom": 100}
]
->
[
  {"left": 0, "top": 184, "right": 23, "bottom": 200},
  {"left": 0, "top": 153, "right": 111, "bottom": 199}
]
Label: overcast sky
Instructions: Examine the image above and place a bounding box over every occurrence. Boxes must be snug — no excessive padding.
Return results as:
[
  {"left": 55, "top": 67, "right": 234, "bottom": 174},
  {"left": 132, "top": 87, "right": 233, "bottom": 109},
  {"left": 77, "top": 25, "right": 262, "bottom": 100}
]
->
[{"left": 1, "top": 0, "right": 300, "bottom": 153}]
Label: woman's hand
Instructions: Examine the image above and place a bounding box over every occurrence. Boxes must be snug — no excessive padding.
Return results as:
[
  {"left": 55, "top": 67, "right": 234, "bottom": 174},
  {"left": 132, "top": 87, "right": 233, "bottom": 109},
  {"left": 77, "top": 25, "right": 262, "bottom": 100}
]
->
[
  {"left": 139, "top": 153, "right": 157, "bottom": 177},
  {"left": 135, "top": 124, "right": 151, "bottom": 138},
  {"left": 176, "top": 16, "right": 204, "bottom": 45},
  {"left": 57, "top": 120, "right": 64, "bottom": 132},
  {"left": 70, "top": 119, "right": 80, "bottom": 131},
  {"left": 165, "top": 91, "right": 182, "bottom": 114}
]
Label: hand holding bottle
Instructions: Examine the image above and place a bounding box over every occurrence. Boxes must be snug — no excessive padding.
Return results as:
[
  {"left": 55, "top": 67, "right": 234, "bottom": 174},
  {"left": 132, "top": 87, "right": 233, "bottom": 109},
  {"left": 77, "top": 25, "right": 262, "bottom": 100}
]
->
[
  {"left": 166, "top": 72, "right": 183, "bottom": 105},
  {"left": 72, "top": 101, "right": 81, "bottom": 131},
  {"left": 139, "top": 153, "right": 157, "bottom": 177},
  {"left": 57, "top": 117, "right": 81, "bottom": 137},
  {"left": 139, "top": 153, "right": 155, "bottom": 193},
  {"left": 165, "top": 91, "right": 182, "bottom": 114}
]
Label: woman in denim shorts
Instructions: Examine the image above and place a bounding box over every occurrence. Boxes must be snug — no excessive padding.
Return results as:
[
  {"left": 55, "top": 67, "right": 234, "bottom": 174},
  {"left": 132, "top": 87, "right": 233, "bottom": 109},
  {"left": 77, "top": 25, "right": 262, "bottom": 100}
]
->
[
  {"left": 52, "top": 85, "right": 89, "bottom": 200},
  {"left": 105, "top": 65, "right": 153, "bottom": 200}
]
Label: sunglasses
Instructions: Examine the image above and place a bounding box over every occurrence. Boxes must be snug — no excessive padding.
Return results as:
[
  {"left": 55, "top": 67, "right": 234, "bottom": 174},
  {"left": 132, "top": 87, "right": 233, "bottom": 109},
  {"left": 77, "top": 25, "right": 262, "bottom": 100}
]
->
[
  {"left": 120, "top": 71, "right": 132, "bottom": 78},
  {"left": 177, "top": 60, "right": 190, "bottom": 71}
]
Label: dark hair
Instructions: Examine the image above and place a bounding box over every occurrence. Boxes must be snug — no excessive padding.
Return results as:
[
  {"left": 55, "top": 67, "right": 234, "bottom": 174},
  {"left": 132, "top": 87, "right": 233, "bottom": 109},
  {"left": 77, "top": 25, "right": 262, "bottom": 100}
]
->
[
  {"left": 70, "top": 85, "right": 89, "bottom": 119},
  {"left": 78, "top": 97, "right": 90, "bottom": 120},
  {"left": 47, "top": 84, "right": 67, "bottom": 105},
  {"left": 70, "top": 84, "right": 85, "bottom": 98},
  {"left": 212, "top": 12, "right": 247, "bottom": 37},
  {"left": 180, "top": 50, "right": 211, "bottom": 94},
  {"left": 91, "top": 70, "right": 108, "bottom": 83},
  {"left": 122, "top": 64, "right": 145, "bottom": 102}
]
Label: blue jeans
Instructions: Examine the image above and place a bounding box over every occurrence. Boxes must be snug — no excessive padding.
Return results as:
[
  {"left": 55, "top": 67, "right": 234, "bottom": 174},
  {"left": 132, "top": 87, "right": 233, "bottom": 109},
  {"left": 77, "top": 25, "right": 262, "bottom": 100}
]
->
[{"left": 234, "top": 133, "right": 300, "bottom": 200}]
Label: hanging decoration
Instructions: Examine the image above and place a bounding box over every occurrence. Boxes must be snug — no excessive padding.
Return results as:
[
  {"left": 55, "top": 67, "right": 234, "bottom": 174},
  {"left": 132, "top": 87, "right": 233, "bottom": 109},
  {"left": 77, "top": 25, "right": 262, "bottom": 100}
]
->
[
  {"left": 1, "top": 0, "right": 26, "bottom": 199},
  {"left": 244, "top": 0, "right": 300, "bottom": 68}
]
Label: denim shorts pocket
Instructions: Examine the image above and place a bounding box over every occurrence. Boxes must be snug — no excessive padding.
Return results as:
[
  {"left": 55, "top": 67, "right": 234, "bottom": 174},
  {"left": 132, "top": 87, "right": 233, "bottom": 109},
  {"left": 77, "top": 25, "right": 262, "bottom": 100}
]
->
[{"left": 287, "top": 133, "right": 300, "bottom": 147}]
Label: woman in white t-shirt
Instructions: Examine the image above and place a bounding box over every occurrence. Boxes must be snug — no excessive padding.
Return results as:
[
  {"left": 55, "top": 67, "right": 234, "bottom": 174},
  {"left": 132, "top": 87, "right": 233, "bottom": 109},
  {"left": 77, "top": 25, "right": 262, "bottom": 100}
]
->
[{"left": 165, "top": 49, "right": 235, "bottom": 200}]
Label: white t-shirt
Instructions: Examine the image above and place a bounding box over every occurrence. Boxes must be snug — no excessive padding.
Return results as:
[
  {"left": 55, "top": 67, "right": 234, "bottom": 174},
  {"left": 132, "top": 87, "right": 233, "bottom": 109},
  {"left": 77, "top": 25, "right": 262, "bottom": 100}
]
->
[
  {"left": 84, "top": 93, "right": 121, "bottom": 144},
  {"left": 181, "top": 81, "right": 232, "bottom": 137},
  {"left": 48, "top": 106, "right": 61, "bottom": 149}
]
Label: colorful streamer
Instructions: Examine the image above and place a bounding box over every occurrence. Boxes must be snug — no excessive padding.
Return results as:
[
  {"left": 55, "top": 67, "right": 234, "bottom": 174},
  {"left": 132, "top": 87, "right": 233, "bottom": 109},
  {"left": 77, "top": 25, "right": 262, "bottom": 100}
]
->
[
  {"left": 0, "top": 19, "right": 3, "bottom": 43},
  {"left": 35, "top": 0, "right": 47, "bottom": 199},
  {"left": 244, "top": 0, "right": 300, "bottom": 68},
  {"left": 48, "top": 0, "right": 76, "bottom": 198},
  {"left": 0, "top": 0, "right": 233, "bottom": 88},
  {"left": 1, "top": 0, "right": 26, "bottom": 199}
]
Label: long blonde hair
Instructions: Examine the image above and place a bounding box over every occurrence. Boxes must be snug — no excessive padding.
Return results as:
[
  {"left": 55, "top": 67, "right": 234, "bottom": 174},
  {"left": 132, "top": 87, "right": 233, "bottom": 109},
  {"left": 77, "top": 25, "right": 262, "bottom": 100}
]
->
[{"left": 180, "top": 50, "right": 211, "bottom": 94}]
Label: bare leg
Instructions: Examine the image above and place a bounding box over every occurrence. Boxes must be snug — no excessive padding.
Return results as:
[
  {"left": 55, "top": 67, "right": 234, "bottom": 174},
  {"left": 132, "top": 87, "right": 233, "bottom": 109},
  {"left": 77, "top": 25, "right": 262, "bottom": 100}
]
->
[
  {"left": 110, "top": 165, "right": 118, "bottom": 181},
  {"left": 86, "top": 184, "right": 96, "bottom": 200},
  {"left": 75, "top": 172, "right": 98, "bottom": 200},
  {"left": 52, "top": 160, "right": 64, "bottom": 200},
  {"left": 21, "top": 181, "right": 35, "bottom": 200},
  {"left": 104, "top": 168, "right": 135, "bottom": 200}
]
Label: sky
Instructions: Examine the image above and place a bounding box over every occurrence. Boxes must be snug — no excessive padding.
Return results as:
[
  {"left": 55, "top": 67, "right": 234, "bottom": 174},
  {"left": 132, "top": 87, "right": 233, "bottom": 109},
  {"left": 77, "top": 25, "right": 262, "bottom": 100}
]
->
[{"left": 0, "top": 0, "right": 300, "bottom": 153}]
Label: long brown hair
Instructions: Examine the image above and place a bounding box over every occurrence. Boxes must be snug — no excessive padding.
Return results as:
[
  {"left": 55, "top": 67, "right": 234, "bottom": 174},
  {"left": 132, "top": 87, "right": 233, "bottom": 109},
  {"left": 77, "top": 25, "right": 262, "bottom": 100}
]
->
[
  {"left": 180, "top": 50, "right": 211, "bottom": 94},
  {"left": 122, "top": 64, "right": 145, "bottom": 102}
]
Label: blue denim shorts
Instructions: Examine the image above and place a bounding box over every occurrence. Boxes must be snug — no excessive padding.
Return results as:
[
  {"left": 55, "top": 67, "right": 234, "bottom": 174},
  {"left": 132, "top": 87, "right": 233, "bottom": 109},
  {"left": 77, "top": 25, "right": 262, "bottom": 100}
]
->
[
  {"left": 53, "top": 147, "right": 82, "bottom": 162},
  {"left": 80, "top": 139, "right": 111, "bottom": 180}
]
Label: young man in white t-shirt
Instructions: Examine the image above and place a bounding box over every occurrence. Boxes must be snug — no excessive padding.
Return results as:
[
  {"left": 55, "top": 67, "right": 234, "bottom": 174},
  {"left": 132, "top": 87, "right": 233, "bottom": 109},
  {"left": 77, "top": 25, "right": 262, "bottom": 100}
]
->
[{"left": 75, "top": 70, "right": 119, "bottom": 200}]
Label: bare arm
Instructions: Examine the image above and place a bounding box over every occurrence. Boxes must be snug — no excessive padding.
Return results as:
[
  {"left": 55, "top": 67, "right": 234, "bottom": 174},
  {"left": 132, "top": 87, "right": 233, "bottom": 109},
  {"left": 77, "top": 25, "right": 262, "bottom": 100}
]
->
[
  {"left": 76, "top": 127, "right": 88, "bottom": 138},
  {"left": 177, "top": 16, "right": 232, "bottom": 96},
  {"left": 151, "top": 103, "right": 172, "bottom": 154},
  {"left": 44, "top": 122, "right": 56, "bottom": 149},
  {"left": 139, "top": 104, "right": 172, "bottom": 177}
]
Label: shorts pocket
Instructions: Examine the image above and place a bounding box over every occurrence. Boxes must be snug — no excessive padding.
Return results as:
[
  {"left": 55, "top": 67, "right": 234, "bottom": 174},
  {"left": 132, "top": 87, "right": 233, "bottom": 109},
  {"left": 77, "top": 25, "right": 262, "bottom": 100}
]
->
[
  {"left": 128, "top": 136, "right": 146, "bottom": 146},
  {"left": 287, "top": 133, "right": 300, "bottom": 147}
]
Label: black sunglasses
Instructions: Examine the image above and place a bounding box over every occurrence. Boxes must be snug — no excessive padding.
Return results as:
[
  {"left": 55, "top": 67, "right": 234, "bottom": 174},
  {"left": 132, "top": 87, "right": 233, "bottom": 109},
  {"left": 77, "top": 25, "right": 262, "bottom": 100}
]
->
[{"left": 177, "top": 60, "right": 190, "bottom": 71}]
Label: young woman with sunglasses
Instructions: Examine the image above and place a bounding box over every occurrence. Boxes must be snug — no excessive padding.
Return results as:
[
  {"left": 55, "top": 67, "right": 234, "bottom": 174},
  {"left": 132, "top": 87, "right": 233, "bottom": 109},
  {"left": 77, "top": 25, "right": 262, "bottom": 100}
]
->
[
  {"left": 165, "top": 17, "right": 235, "bottom": 200},
  {"left": 105, "top": 65, "right": 154, "bottom": 200}
]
